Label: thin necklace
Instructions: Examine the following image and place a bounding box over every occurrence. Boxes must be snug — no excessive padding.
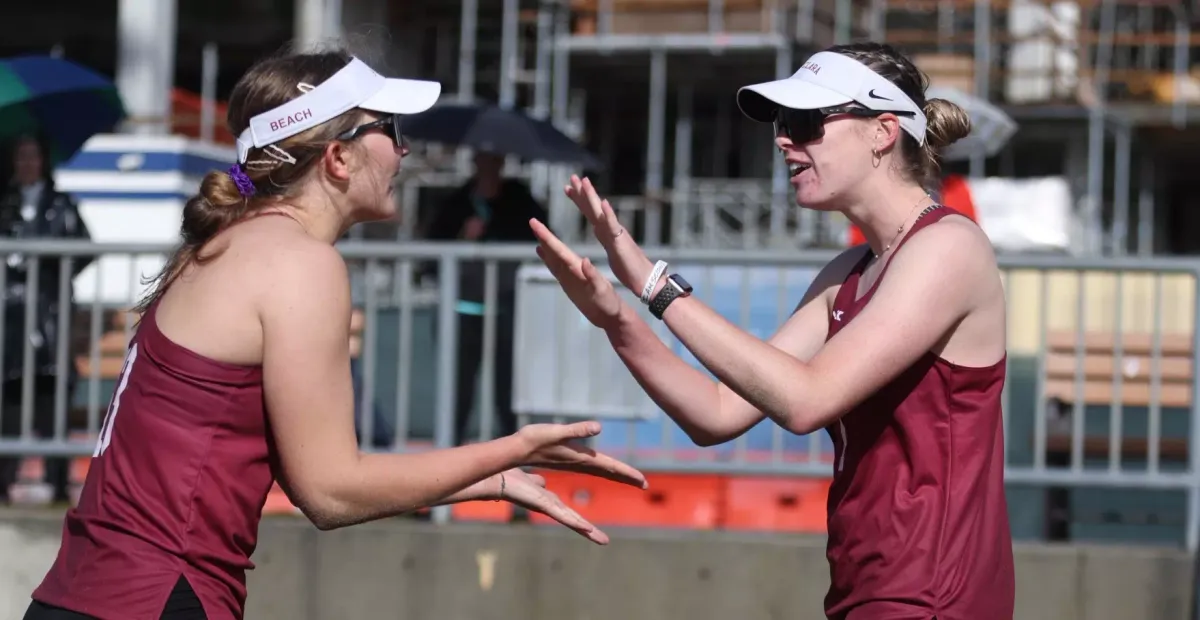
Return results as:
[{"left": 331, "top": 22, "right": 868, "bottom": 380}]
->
[{"left": 875, "top": 194, "right": 934, "bottom": 258}]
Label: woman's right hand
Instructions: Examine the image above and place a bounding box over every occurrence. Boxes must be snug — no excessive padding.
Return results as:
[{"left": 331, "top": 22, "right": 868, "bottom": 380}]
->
[
  {"left": 514, "top": 421, "right": 647, "bottom": 490},
  {"left": 564, "top": 175, "right": 656, "bottom": 295}
]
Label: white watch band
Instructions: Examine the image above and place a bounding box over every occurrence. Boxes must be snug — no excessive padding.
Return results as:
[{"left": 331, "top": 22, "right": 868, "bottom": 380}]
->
[{"left": 640, "top": 260, "right": 669, "bottom": 305}]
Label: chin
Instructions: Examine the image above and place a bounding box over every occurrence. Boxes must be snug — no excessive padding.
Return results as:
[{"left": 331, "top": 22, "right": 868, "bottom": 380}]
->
[{"left": 793, "top": 189, "right": 841, "bottom": 212}]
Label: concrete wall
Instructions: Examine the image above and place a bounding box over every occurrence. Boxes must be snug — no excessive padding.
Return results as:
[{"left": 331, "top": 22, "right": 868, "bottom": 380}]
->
[{"left": 0, "top": 510, "right": 1194, "bottom": 620}]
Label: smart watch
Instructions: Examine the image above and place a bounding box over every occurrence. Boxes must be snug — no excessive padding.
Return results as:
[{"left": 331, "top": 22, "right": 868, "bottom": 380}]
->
[{"left": 649, "top": 273, "right": 693, "bottom": 320}]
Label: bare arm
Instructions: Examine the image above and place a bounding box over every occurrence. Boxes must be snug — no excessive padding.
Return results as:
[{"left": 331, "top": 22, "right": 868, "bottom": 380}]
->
[
  {"left": 259, "top": 242, "right": 526, "bottom": 530},
  {"left": 602, "top": 249, "right": 864, "bottom": 446},
  {"left": 656, "top": 221, "right": 998, "bottom": 434}
]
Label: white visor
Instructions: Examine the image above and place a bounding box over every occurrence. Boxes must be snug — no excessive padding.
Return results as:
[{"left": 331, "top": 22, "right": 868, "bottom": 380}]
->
[
  {"left": 736, "top": 51, "right": 928, "bottom": 145},
  {"left": 235, "top": 57, "right": 442, "bottom": 163}
]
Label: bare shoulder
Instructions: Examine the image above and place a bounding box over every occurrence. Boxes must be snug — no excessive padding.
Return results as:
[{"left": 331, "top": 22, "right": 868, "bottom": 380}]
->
[
  {"left": 225, "top": 219, "right": 351, "bottom": 318},
  {"left": 898, "top": 213, "right": 997, "bottom": 277}
]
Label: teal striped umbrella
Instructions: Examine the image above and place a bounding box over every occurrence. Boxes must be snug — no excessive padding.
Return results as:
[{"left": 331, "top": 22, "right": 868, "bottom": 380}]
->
[{"left": 0, "top": 55, "right": 126, "bottom": 163}]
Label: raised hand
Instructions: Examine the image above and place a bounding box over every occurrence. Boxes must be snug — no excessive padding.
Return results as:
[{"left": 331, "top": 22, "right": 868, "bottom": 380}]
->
[
  {"left": 529, "top": 218, "right": 626, "bottom": 331},
  {"left": 514, "top": 420, "right": 647, "bottom": 490},
  {"left": 564, "top": 175, "right": 655, "bottom": 294},
  {"left": 497, "top": 468, "right": 610, "bottom": 545}
]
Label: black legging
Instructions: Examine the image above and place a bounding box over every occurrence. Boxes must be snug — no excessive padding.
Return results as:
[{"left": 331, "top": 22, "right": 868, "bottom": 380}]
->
[{"left": 23, "top": 576, "right": 207, "bottom": 619}]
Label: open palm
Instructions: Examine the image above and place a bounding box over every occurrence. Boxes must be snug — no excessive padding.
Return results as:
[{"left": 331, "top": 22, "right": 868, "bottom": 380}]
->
[
  {"left": 500, "top": 468, "right": 609, "bottom": 545},
  {"left": 529, "top": 219, "right": 625, "bottom": 331},
  {"left": 564, "top": 175, "right": 655, "bottom": 294}
]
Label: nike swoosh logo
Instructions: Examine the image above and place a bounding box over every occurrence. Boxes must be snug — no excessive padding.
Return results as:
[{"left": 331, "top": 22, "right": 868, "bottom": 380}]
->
[{"left": 868, "top": 89, "right": 892, "bottom": 101}]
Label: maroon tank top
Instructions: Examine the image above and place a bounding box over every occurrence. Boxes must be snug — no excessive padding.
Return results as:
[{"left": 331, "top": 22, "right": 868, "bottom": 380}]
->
[
  {"left": 822, "top": 206, "right": 1015, "bottom": 620},
  {"left": 32, "top": 298, "right": 271, "bottom": 619}
]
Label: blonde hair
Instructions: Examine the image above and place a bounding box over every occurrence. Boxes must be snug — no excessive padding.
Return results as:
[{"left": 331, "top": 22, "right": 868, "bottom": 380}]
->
[{"left": 826, "top": 42, "right": 972, "bottom": 189}]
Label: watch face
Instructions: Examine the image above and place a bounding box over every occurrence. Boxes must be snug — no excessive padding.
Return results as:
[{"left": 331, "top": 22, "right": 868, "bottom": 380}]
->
[{"left": 670, "top": 274, "right": 693, "bottom": 293}]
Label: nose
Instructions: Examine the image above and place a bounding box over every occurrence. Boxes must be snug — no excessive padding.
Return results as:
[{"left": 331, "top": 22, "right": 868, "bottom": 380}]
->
[
  {"left": 774, "top": 134, "right": 793, "bottom": 152},
  {"left": 396, "top": 136, "right": 410, "bottom": 158}
]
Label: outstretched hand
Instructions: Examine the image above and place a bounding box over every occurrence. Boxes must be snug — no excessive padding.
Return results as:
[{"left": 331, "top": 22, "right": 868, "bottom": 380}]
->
[
  {"left": 529, "top": 219, "right": 626, "bottom": 331},
  {"left": 498, "top": 468, "right": 610, "bottom": 545},
  {"left": 515, "top": 421, "right": 647, "bottom": 490},
  {"left": 563, "top": 175, "right": 655, "bottom": 294}
]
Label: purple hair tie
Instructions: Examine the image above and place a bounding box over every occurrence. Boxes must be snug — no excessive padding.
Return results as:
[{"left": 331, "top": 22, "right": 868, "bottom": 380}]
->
[{"left": 227, "top": 164, "right": 256, "bottom": 197}]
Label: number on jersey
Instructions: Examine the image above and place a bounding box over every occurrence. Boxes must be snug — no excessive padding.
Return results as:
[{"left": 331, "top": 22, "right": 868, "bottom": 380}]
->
[{"left": 94, "top": 343, "right": 139, "bottom": 457}]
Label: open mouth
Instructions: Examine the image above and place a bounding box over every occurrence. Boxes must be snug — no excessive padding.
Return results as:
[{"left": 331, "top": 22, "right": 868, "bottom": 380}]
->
[{"left": 788, "top": 163, "right": 811, "bottom": 178}]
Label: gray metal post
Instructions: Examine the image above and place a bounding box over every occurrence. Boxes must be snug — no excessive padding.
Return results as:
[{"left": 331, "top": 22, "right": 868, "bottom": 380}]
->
[
  {"left": 709, "top": 0, "right": 725, "bottom": 34},
  {"left": 1136, "top": 156, "right": 1155, "bottom": 256},
  {"left": 458, "top": 0, "right": 478, "bottom": 103},
  {"left": 1111, "top": 121, "right": 1131, "bottom": 256},
  {"left": 599, "top": 0, "right": 613, "bottom": 36},
  {"left": 551, "top": 4, "right": 575, "bottom": 238},
  {"left": 835, "top": 0, "right": 852, "bottom": 44},
  {"left": 771, "top": 43, "right": 793, "bottom": 245},
  {"left": 970, "top": 0, "right": 991, "bottom": 178},
  {"left": 199, "top": 43, "right": 219, "bottom": 144},
  {"left": 646, "top": 49, "right": 668, "bottom": 246},
  {"left": 1086, "top": 0, "right": 1117, "bottom": 255},
  {"left": 1172, "top": 9, "right": 1188, "bottom": 128},
  {"left": 530, "top": 1, "right": 555, "bottom": 201},
  {"left": 500, "top": 0, "right": 520, "bottom": 109},
  {"left": 673, "top": 86, "right": 694, "bottom": 247}
]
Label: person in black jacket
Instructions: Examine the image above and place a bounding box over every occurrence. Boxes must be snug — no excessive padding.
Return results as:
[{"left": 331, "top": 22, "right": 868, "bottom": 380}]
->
[
  {"left": 0, "top": 134, "right": 92, "bottom": 504},
  {"left": 424, "top": 151, "right": 547, "bottom": 446}
]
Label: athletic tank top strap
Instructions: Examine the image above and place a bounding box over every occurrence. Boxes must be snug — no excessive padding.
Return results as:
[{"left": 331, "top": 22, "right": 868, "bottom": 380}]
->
[{"left": 831, "top": 204, "right": 957, "bottom": 320}]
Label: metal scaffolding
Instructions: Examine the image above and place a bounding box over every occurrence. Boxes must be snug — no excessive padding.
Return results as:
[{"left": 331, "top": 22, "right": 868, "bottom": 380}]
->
[{"left": 391, "top": 0, "right": 1198, "bottom": 255}]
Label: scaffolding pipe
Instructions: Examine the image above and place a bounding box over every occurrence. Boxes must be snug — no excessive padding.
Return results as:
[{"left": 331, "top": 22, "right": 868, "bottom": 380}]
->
[
  {"left": 969, "top": 0, "right": 991, "bottom": 178},
  {"left": 673, "top": 86, "right": 694, "bottom": 247},
  {"left": 500, "top": 0, "right": 520, "bottom": 109},
  {"left": 199, "top": 43, "right": 218, "bottom": 144},
  {"left": 771, "top": 43, "right": 793, "bottom": 245},
  {"left": 709, "top": 0, "right": 725, "bottom": 34},
  {"left": 1111, "top": 121, "right": 1131, "bottom": 256},
  {"left": 1086, "top": 0, "right": 1117, "bottom": 255},
  {"left": 600, "top": 0, "right": 614, "bottom": 36},
  {"left": 551, "top": 2, "right": 575, "bottom": 238},
  {"left": 1136, "top": 156, "right": 1154, "bottom": 256},
  {"left": 1172, "top": 8, "right": 1188, "bottom": 128},
  {"left": 645, "top": 49, "right": 668, "bottom": 246},
  {"left": 796, "top": 0, "right": 815, "bottom": 41},
  {"left": 835, "top": 0, "right": 852, "bottom": 44},
  {"left": 530, "top": 1, "right": 555, "bottom": 201},
  {"left": 458, "top": 0, "right": 478, "bottom": 103}
]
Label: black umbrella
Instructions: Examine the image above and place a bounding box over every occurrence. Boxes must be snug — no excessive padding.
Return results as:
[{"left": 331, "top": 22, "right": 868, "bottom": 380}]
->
[{"left": 402, "top": 102, "right": 602, "bottom": 169}]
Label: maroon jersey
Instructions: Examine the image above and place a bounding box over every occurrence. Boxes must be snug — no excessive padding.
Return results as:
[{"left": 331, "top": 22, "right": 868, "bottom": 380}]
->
[
  {"left": 32, "top": 300, "right": 271, "bottom": 619},
  {"left": 822, "top": 207, "right": 1015, "bottom": 620}
]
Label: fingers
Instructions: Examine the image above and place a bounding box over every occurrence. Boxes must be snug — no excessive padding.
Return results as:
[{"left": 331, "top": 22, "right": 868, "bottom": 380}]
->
[
  {"left": 530, "top": 218, "right": 584, "bottom": 267},
  {"left": 541, "top": 496, "right": 609, "bottom": 545},
  {"left": 540, "top": 450, "right": 649, "bottom": 490}
]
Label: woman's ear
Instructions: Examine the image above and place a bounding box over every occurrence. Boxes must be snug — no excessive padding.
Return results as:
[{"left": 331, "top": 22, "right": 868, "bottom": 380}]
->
[
  {"left": 322, "top": 140, "right": 353, "bottom": 183},
  {"left": 874, "top": 113, "right": 903, "bottom": 153}
]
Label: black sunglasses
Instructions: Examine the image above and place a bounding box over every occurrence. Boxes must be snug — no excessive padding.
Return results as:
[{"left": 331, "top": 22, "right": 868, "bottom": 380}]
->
[
  {"left": 774, "top": 105, "right": 915, "bottom": 144},
  {"left": 337, "top": 114, "right": 406, "bottom": 149}
]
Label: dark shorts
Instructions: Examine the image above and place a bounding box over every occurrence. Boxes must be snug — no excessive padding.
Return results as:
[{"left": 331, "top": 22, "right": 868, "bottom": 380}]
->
[{"left": 24, "top": 576, "right": 206, "bottom": 620}]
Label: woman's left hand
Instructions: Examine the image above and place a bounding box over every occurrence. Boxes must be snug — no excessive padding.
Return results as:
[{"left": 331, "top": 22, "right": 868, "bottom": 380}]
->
[{"left": 495, "top": 468, "right": 610, "bottom": 545}]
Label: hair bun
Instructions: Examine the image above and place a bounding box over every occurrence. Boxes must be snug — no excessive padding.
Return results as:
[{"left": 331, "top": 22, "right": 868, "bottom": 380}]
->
[{"left": 923, "top": 98, "right": 972, "bottom": 150}]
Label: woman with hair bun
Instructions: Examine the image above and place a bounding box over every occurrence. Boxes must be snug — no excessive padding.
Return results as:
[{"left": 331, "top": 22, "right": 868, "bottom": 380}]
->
[
  {"left": 24, "top": 47, "right": 645, "bottom": 620},
  {"left": 532, "top": 42, "right": 1014, "bottom": 619}
]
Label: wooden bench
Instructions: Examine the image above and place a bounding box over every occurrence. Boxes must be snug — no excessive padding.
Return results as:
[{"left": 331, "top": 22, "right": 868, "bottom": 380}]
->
[{"left": 1041, "top": 330, "right": 1193, "bottom": 540}]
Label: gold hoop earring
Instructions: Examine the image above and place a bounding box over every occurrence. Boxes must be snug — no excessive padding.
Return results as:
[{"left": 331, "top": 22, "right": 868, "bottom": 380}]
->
[{"left": 871, "top": 147, "right": 882, "bottom": 168}]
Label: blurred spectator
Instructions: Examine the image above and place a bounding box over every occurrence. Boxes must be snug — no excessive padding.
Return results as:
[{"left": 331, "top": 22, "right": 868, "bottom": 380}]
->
[
  {"left": 0, "top": 134, "right": 92, "bottom": 504},
  {"left": 424, "top": 152, "right": 548, "bottom": 446}
]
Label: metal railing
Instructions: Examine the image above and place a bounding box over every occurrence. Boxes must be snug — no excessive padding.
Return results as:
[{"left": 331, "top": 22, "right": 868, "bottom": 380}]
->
[{"left": 2, "top": 239, "right": 1199, "bottom": 548}]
